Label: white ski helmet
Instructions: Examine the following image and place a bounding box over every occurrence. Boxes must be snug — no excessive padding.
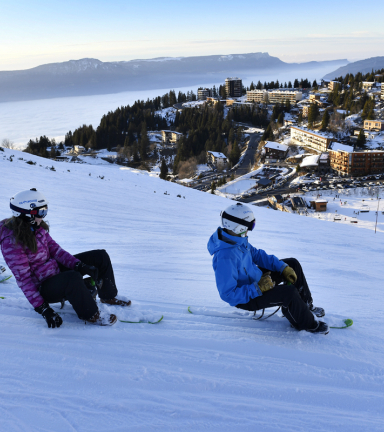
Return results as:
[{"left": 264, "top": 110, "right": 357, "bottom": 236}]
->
[
  {"left": 221, "top": 203, "right": 256, "bottom": 235},
  {"left": 10, "top": 188, "right": 48, "bottom": 223}
]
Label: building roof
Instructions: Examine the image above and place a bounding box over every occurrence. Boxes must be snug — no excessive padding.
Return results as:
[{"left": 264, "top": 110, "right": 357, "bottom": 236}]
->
[
  {"left": 330, "top": 142, "right": 354, "bottom": 153},
  {"left": 161, "top": 130, "right": 183, "bottom": 135},
  {"left": 257, "top": 178, "right": 272, "bottom": 186},
  {"left": 265, "top": 141, "right": 288, "bottom": 152},
  {"left": 315, "top": 199, "right": 328, "bottom": 203},
  {"left": 300, "top": 155, "right": 320, "bottom": 167},
  {"left": 290, "top": 126, "right": 334, "bottom": 140},
  {"left": 208, "top": 151, "right": 227, "bottom": 159}
]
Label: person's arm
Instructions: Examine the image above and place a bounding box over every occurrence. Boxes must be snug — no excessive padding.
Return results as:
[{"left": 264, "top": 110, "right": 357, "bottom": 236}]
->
[
  {"left": 1, "top": 237, "right": 45, "bottom": 308},
  {"left": 213, "top": 254, "right": 262, "bottom": 306},
  {"left": 45, "top": 231, "right": 79, "bottom": 269},
  {"left": 45, "top": 231, "right": 98, "bottom": 281},
  {"left": 249, "top": 245, "right": 287, "bottom": 273}
]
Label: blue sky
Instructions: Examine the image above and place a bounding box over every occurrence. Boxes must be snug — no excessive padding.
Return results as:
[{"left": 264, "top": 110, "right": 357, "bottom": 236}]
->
[{"left": 1, "top": 0, "right": 383, "bottom": 70}]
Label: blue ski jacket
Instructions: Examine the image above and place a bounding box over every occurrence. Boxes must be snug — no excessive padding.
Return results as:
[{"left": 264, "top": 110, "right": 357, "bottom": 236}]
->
[{"left": 207, "top": 228, "right": 287, "bottom": 306}]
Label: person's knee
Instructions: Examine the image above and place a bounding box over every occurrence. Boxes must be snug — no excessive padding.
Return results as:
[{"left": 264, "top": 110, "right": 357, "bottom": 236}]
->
[
  {"left": 283, "top": 285, "right": 300, "bottom": 301},
  {"left": 66, "top": 271, "right": 85, "bottom": 290},
  {"left": 99, "top": 249, "right": 110, "bottom": 260}
]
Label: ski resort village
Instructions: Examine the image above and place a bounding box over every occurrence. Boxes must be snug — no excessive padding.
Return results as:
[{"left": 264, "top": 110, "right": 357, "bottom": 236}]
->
[{"left": 1, "top": 71, "right": 384, "bottom": 431}]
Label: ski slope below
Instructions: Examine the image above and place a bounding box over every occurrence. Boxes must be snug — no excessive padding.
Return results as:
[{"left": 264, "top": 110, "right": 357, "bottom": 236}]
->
[{"left": 0, "top": 148, "right": 384, "bottom": 431}]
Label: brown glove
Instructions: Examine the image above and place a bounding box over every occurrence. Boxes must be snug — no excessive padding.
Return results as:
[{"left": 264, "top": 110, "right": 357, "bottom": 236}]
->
[
  {"left": 257, "top": 272, "right": 274, "bottom": 293},
  {"left": 282, "top": 266, "right": 297, "bottom": 284}
]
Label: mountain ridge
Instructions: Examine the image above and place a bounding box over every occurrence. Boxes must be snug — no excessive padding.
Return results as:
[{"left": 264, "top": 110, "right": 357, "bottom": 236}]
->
[
  {"left": 0, "top": 53, "right": 348, "bottom": 103},
  {"left": 323, "top": 56, "right": 384, "bottom": 80}
]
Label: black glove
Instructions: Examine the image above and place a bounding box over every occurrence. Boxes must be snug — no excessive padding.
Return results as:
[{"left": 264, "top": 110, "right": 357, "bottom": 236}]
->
[
  {"left": 35, "top": 302, "right": 63, "bottom": 328},
  {"left": 75, "top": 262, "right": 99, "bottom": 282}
]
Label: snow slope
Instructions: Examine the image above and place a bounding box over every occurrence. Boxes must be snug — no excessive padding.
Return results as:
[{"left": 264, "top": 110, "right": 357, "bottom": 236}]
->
[{"left": 0, "top": 148, "right": 384, "bottom": 431}]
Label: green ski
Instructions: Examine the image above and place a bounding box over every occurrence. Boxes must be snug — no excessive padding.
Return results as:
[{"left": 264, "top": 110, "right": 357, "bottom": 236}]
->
[
  {"left": 119, "top": 315, "right": 163, "bottom": 324},
  {"left": 0, "top": 275, "right": 12, "bottom": 283},
  {"left": 330, "top": 319, "right": 353, "bottom": 329}
]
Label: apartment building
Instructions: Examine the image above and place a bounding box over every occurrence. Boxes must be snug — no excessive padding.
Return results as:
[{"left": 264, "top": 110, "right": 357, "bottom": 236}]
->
[
  {"left": 364, "top": 119, "right": 384, "bottom": 131},
  {"left": 309, "top": 94, "right": 321, "bottom": 102},
  {"left": 161, "top": 130, "right": 183, "bottom": 145},
  {"left": 290, "top": 126, "right": 333, "bottom": 152},
  {"left": 246, "top": 89, "right": 302, "bottom": 104},
  {"left": 328, "top": 81, "right": 340, "bottom": 91},
  {"left": 381, "top": 83, "right": 384, "bottom": 101},
  {"left": 197, "top": 88, "right": 211, "bottom": 100},
  {"left": 246, "top": 89, "right": 267, "bottom": 103},
  {"left": 225, "top": 78, "right": 242, "bottom": 98},
  {"left": 302, "top": 105, "right": 309, "bottom": 118},
  {"left": 329, "top": 145, "right": 384, "bottom": 176},
  {"left": 362, "top": 81, "right": 375, "bottom": 91}
]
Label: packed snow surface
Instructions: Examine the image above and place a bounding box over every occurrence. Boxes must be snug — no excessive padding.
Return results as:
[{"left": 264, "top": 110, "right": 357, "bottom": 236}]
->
[{"left": 0, "top": 148, "right": 384, "bottom": 431}]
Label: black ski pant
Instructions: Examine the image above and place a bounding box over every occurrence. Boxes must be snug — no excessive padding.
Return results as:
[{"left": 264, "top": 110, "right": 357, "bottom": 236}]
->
[
  {"left": 236, "top": 258, "right": 317, "bottom": 331},
  {"left": 39, "top": 249, "right": 118, "bottom": 320}
]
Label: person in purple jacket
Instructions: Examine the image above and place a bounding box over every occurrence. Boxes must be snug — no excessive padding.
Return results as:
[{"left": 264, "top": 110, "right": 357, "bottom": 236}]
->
[{"left": 0, "top": 188, "right": 130, "bottom": 327}]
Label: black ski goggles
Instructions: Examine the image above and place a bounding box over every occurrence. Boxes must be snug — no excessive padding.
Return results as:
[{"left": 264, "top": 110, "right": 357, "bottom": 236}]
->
[
  {"left": 222, "top": 211, "right": 256, "bottom": 231},
  {"left": 10, "top": 203, "right": 48, "bottom": 218},
  {"left": 31, "top": 206, "right": 48, "bottom": 218}
]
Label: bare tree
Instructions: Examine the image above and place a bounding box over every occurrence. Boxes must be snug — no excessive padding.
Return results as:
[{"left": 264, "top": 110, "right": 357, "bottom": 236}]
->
[
  {"left": 178, "top": 157, "right": 198, "bottom": 179},
  {"left": 1, "top": 138, "right": 15, "bottom": 149}
]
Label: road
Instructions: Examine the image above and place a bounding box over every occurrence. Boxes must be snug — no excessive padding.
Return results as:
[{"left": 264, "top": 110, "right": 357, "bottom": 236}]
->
[{"left": 235, "top": 134, "right": 261, "bottom": 177}]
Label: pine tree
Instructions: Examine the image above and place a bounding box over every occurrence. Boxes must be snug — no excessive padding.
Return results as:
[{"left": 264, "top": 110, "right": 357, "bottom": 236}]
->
[
  {"left": 308, "top": 104, "right": 319, "bottom": 128},
  {"left": 321, "top": 109, "right": 330, "bottom": 130},
  {"left": 160, "top": 159, "right": 168, "bottom": 180},
  {"left": 288, "top": 81, "right": 292, "bottom": 88},
  {"left": 356, "top": 129, "right": 366, "bottom": 147},
  {"left": 50, "top": 145, "right": 56, "bottom": 158},
  {"left": 294, "top": 79, "right": 299, "bottom": 88},
  {"left": 285, "top": 99, "right": 291, "bottom": 112},
  {"left": 139, "top": 122, "right": 149, "bottom": 160},
  {"left": 230, "top": 140, "right": 241, "bottom": 166}
]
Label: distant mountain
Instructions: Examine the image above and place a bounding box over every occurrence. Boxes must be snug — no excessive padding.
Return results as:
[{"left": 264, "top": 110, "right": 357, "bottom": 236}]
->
[
  {"left": 323, "top": 56, "right": 384, "bottom": 80},
  {"left": 0, "top": 53, "right": 348, "bottom": 103}
]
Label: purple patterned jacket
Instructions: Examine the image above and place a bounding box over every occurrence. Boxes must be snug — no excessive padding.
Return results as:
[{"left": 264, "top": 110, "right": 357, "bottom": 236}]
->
[{"left": 0, "top": 220, "right": 79, "bottom": 308}]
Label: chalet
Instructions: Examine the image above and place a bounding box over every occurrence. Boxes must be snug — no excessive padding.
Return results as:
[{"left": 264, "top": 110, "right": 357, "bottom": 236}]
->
[
  {"left": 309, "top": 199, "right": 328, "bottom": 212},
  {"left": 207, "top": 151, "right": 228, "bottom": 168},
  {"left": 290, "top": 196, "right": 307, "bottom": 211},
  {"left": 264, "top": 141, "right": 288, "bottom": 161},
  {"left": 72, "top": 145, "right": 85, "bottom": 154}
]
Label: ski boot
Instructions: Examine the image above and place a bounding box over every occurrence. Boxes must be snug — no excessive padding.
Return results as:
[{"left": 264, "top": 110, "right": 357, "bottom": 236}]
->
[
  {"left": 86, "top": 310, "right": 117, "bottom": 326},
  {"left": 309, "top": 304, "right": 325, "bottom": 318},
  {"left": 100, "top": 297, "right": 131, "bottom": 306},
  {"left": 308, "top": 321, "right": 329, "bottom": 335}
]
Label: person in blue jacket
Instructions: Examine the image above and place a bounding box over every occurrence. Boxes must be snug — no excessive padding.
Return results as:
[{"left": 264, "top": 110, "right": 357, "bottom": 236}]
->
[{"left": 207, "top": 203, "right": 328, "bottom": 334}]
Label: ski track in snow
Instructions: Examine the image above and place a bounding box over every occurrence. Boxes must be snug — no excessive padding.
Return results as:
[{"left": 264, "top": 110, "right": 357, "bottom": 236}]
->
[{"left": 0, "top": 148, "right": 384, "bottom": 431}]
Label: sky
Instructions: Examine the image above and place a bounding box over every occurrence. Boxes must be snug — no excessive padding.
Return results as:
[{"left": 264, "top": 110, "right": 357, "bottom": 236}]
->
[{"left": 1, "top": 0, "right": 384, "bottom": 70}]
